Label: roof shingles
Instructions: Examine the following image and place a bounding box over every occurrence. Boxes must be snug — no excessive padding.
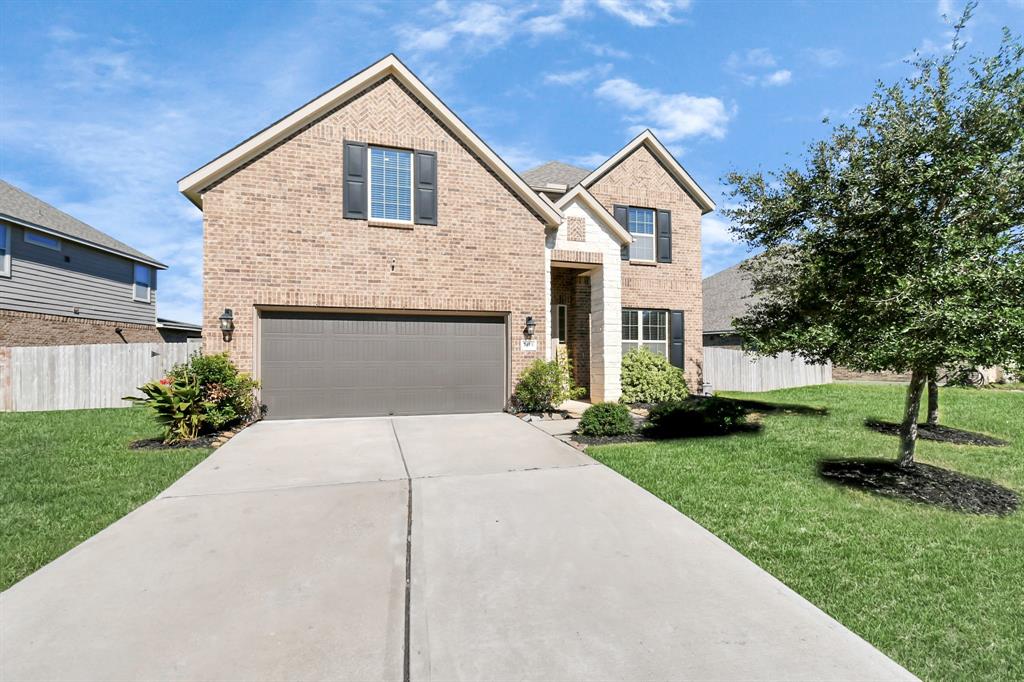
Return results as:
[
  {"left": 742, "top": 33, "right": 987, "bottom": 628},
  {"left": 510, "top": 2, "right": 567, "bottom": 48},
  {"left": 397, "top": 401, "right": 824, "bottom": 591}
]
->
[
  {"left": 521, "top": 161, "right": 590, "bottom": 189},
  {"left": 0, "top": 180, "right": 165, "bottom": 268}
]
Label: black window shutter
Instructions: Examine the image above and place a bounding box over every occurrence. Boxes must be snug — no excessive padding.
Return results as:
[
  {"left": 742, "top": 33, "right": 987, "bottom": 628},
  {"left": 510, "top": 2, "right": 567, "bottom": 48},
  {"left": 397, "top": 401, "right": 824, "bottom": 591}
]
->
[
  {"left": 614, "top": 204, "right": 630, "bottom": 260},
  {"left": 669, "top": 310, "right": 685, "bottom": 369},
  {"left": 657, "top": 209, "right": 672, "bottom": 263},
  {"left": 343, "top": 140, "right": 367, "bottom": 220},
  {"left": 414, "top": 150, "right": 437, "bottom": 225}
]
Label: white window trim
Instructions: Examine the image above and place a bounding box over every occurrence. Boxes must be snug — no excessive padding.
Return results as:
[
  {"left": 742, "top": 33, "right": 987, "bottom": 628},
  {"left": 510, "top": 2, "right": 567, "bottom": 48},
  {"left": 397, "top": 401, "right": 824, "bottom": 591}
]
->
[
  {"left": 622, "top": 308, "right": 669, "bottom": 358},
  {"left": 1, "top": 224, "right": 10, "bottom": 277},
  {"left": 24, "top": 229, "right": 61, "bottom": 251},
  {"left": 556, "top": 304, "right": 567, "bottom": 344},
  {"left": 133, "top": 264, "right": 153, "bottom": 303},
  {"left": 368, "top": 145, "right": 414, "bottom": 225},
  {"left": 627, "top": 206, "right": 656, "bottom": 263}
]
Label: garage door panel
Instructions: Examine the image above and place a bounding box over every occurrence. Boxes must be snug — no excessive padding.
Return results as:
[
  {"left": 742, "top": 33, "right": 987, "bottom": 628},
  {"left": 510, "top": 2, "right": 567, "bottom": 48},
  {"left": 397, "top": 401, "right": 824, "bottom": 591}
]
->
[{"left": 260, "top": 312, "right": 506, "bottom": 419}]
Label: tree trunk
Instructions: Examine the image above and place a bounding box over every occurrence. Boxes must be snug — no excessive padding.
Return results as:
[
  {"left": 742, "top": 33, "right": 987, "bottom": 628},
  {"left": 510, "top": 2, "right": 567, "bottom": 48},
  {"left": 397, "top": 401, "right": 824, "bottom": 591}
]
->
[
  {"left": 899, "top": 370, "right": 927, "bottom": 468},
  {"left": 927, "top": 372, "right": 940, "bottom": 426}
]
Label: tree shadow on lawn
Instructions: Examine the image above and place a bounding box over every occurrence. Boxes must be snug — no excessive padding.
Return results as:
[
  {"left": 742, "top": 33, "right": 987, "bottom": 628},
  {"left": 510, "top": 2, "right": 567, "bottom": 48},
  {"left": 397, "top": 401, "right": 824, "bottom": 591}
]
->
[
  {"left": 730, "top": 398, "right": 829, "bottom": 417},
  {"left": 818, "top": 458, "right": 1019, "bottom": 516},
  {"left": 864, "top": 419, "right": 1009, "bottom": 447}
]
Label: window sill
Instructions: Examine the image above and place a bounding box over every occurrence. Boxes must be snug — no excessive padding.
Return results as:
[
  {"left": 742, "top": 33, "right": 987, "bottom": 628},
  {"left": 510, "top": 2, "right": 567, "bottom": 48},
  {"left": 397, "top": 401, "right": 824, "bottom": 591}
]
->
[
  {"left": 368, "top": 221, "right": 415, "bottom": 230},
  {"left": 628, "top": 260, "right": 658, "bottom": 267}
]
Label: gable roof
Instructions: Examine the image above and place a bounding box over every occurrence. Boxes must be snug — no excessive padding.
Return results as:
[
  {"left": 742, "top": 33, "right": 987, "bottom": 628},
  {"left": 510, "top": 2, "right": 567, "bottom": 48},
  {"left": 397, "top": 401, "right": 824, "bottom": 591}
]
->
[
  {"left": 554, "top": 185, "right": 632, "bottom": 246},
  {"left": 0, "top": 179, "right": 166, "bottom": 268},
  {"left": 178, "top": 54, "right": 561, "bottom": 227},
  {"left": 522, "top": 161, "right": 590, "bottom": 190},
  {"left": 581, "top": 130, "right": 716, "bottom": 215},
  {"left": 702, "top": 260, "right": 754, "bottom": 333}
]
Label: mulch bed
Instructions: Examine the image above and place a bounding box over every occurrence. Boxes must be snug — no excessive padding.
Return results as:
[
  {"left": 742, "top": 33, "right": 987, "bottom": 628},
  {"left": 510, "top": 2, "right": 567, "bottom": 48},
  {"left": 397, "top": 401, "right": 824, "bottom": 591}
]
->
[
  {"left": 571, "top": 432, "right": 651, "bottom": 446},
  {"left": 130, "top": 435, "right": 220, "bottom": 450},
  {"left": 865, "top": 420, "right": 1009, "bottom": 447},
  {"left": 819, "top": 459, "right": 1019, "bottom": 516}
]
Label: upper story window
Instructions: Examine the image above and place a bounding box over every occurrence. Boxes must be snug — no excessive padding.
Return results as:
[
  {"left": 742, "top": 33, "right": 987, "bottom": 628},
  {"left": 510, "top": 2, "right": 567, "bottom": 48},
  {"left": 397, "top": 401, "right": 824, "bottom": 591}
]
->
[
  {"left": 627, "top": 207, "right": 655, "bottom": 261},
  {"left": 369, "top": 146, "right": 413, "bottom": 222},
  {"left": 0, "top": 224, "right": 10, "bottom": 277},
  {"left": 133, "top": 264, "right": 153, "bottom": 302},
  {"left": 24, "top": 230, "right": 60, "bottom": 251}
]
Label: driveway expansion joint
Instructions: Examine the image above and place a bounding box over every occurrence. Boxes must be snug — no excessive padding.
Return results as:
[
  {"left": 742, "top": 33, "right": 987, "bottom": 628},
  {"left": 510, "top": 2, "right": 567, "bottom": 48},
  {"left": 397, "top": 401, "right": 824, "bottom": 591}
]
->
[{"left": 390, "top": 419, "right": 413, "bottom": 682}]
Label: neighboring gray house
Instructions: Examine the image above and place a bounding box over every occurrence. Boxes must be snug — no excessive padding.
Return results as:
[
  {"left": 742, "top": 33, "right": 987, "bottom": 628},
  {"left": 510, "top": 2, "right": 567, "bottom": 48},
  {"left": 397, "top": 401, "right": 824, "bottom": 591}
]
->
[
  {"left": 0, "top": 179, "right": 169, "bottom": 346},
  {"left": 156, "top": 318, "right": 202, "bottom": 343},
  {"left": 703, "top": 261, "right": 753, "bottom": 349}
]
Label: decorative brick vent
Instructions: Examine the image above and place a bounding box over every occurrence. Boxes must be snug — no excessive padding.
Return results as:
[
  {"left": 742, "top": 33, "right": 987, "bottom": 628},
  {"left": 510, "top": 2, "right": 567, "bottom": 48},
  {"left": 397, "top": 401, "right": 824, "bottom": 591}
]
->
[{"left": 567, "top": 216, "right": 586, "bottom": 242}]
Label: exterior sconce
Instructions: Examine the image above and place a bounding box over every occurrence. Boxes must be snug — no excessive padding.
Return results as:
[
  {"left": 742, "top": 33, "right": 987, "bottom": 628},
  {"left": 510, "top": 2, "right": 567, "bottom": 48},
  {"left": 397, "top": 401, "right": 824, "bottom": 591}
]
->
[
  {"left": 219, "top": 308, "right": 235, "bottom": 342},
  {"left": 524, "top": 315, "right": 536, "bottom": 338}
]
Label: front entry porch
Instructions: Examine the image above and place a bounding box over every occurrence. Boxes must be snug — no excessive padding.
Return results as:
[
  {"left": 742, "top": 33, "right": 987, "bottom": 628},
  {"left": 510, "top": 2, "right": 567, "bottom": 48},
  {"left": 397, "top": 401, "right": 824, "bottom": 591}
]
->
[{"left": 551, "top": 266, "right": 592, "bottom": 397}]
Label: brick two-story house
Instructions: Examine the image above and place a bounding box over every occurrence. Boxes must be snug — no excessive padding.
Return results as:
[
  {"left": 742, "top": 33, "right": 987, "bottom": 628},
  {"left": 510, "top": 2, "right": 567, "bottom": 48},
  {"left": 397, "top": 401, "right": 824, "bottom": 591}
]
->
[{"left": 179, "top": 55, "right": 714, "bottom": 419}]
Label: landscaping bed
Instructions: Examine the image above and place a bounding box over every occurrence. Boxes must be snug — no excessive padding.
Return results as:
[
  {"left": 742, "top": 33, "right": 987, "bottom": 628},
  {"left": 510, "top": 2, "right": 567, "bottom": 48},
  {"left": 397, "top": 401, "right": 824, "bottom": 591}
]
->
[
  {"left": 819, "top": 459, "right": 1019, "bottom": 516},
  {"left": 865, "top": 419, "right": 1009, "bottom": 446},
  {"left": 587, "top": 383, "right": 1024, "bottom": 681}
]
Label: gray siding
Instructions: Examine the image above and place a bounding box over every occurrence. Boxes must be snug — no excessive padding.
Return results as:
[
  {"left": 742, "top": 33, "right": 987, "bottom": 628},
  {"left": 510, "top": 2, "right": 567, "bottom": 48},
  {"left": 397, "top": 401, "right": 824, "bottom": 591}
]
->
[{"left": 0, "top": 222, "right": 157, "bottom": 325}]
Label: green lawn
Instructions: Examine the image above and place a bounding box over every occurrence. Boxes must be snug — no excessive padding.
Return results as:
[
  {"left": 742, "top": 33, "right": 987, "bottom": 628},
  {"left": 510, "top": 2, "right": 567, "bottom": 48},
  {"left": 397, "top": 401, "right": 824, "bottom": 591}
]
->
[
  {"left": 0, "top": 407, "right": 211, "bottom": 590},
  {"left": 590, "top": 383, "right": 1023, "bottom": 682}
]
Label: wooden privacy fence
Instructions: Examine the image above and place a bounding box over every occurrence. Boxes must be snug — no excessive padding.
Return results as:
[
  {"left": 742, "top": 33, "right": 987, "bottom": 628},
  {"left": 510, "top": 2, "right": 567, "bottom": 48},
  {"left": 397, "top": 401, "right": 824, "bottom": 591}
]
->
[
  {"left": 0, "top": 340, "right": 202, "bottom": 412},
  {"left": 702, "top": 347, "right": 832, "bottom": 393}
]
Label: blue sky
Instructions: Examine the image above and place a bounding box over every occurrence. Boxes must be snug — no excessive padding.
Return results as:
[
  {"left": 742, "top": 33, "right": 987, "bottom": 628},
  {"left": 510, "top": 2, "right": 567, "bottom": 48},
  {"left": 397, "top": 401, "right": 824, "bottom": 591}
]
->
[{"left": 1, "top": 0, "right": 1021, "bottom": 323}]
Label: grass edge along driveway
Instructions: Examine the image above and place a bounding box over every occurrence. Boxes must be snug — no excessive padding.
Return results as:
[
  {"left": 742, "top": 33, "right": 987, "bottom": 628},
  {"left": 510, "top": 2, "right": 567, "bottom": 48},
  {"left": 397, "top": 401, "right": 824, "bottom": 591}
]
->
[
  {"left": 589, "top": 383, "right": 1023, "bottom": 682},
  {"left": 1, "top": 407, "right": 211, "bottom": 590}
]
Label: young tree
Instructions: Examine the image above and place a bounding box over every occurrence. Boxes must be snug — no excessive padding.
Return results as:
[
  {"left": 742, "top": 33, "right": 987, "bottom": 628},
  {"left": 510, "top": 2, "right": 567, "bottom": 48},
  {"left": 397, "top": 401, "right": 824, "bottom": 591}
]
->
[{"left": 723, "top": 6, "right": 1024, "bottom": 467}]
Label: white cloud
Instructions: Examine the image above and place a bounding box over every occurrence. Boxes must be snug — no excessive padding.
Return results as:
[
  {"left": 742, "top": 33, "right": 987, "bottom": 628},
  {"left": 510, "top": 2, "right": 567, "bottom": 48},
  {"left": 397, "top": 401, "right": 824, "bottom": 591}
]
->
[
  {"left": 585, "top": 43, "right": 631, "bottom": 59},
  {"left": 493, "top": 143, "right": 545, "bottom": 172},
  {"left": 595, "top": 77, "right": 733, "bottom": 142},
  {"left": 525, "top": 0, "right": 586, "bottom": 35},
  {"left": 401, "top": 2, "right": 524, "bottom": 53},
  {"left": 804, "top": 47, "right": 845, "bottom": 68},
  {"left": 725, "top": 48, "right": 777, "bottom": 71},
  {"left": 570, "top": 151, "right": 612, "bottom": 167},
  {"left": 763, "top": 69, "right": 792, "bottom": 86},
  {"left": 595, "top": 0, "right": 692, "bottom": 27},
  {"left": 701, "top": 214, "right": 749, "bottom": 277},
  {"left": 543, "top": 63, "right": 612, "bottom": 86},
  {"left": 725, "top": 48, "right": 794, "bottom": 86}
]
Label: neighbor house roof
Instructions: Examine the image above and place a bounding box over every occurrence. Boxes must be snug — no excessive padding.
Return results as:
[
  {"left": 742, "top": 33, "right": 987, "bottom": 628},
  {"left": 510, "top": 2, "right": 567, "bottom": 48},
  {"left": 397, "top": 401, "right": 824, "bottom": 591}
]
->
[
  {"left": 156, "top": 318, "right": 202, "bottom": 332},
  {"left": 522, "top": 161, "right": 591, "bottom": 191},
  {"left": 0, "top": 180, "right": 166, "bottom": 269},
  {"left": 178, "top": 54, "right": 562, "bottom": 227},
  {"left": 581, "top": 130, "right": 716, "bottom": 215},
  {"left": 702, "top": 261, "right": 754, "bottom": 334}
]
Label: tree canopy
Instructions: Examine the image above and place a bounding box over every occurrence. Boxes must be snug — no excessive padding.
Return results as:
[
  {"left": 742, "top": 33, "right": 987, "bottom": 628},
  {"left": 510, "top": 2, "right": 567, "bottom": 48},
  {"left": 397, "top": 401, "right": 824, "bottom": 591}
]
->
[{"left": 723, "top": 6, "right": 1023, "bottom": 465}]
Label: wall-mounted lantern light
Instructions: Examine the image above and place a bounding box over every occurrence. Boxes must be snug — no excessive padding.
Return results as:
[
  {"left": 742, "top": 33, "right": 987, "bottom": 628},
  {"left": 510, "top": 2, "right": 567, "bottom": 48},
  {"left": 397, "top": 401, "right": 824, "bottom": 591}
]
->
[
  {"left": 524, "top": 315, "right": 536, "bottom": 338},
  {"left": 219, "top": 308, "right": 235, "bottom": 342}
]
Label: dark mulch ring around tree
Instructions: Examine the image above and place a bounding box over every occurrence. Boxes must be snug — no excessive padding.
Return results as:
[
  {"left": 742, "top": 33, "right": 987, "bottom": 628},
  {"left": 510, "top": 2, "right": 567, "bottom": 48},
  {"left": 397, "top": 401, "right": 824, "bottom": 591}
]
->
[
  {"left": 865, "top": 419, "right": 1009, "bottom": 447},
  {"left": 819, "top": 459, "right": 1019, "bottom": 516}
]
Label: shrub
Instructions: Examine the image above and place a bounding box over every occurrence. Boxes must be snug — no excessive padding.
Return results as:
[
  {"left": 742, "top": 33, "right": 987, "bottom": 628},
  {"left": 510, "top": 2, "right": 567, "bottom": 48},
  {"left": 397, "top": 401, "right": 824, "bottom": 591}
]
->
[
  {"left": 513, "top": 353, "right": 583, "bottom": 412},
  {"left": 620, "top": 348, "right": 689, "bottom": 404},
  {"left": 556, "top": 345, "right": 586, "bottom": 402},
  {"left": 579, "top": 402, "right": 634, "bottom": 437},
  {"left": 645, "top": 396, "right": 748, "bottom": 438},
  {"left": 167, "top": 352, "right": 260, "bottom": 430},
  {"left": 125, "top": 376, "right": 211, "bottom": 443}
]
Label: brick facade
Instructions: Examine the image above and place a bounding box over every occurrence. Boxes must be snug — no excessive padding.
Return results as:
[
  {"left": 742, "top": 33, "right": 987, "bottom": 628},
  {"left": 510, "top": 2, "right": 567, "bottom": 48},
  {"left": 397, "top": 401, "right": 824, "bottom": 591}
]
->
[
  {"left": 0, "top": 309, "right": 162, "bottom": 346},
  {"left": 589, "top": 145, "right": 704, "bottom": 389},
  {"left": 200, "top": 76, "right": 548, "bottom": 391}
]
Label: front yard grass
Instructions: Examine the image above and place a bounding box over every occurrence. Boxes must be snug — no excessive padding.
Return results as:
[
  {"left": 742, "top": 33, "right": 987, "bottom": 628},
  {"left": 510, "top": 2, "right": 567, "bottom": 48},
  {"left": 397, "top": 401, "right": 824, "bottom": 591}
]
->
[
  {"left": 589, "top": 383, "right": 1023, "bottom": 682},
  {"left": 0, "top": 407, "right": 211, "bottom": 590}
]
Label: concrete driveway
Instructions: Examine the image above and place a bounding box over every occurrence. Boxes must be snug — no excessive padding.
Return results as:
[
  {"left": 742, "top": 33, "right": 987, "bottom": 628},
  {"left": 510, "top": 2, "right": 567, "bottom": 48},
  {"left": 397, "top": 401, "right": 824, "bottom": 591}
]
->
[{"left": 1, "top": 413, "right": 914, "bottom": 681}]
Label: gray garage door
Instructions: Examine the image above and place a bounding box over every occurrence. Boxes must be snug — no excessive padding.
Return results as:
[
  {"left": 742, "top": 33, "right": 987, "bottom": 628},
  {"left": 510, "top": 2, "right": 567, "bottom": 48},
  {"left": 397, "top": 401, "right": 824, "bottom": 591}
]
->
[{"left": 260, "top": 312, "right": 506, "bottom": 419}]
